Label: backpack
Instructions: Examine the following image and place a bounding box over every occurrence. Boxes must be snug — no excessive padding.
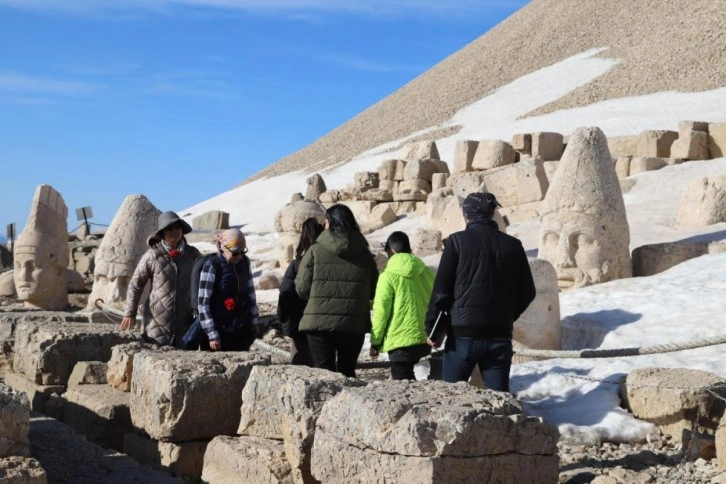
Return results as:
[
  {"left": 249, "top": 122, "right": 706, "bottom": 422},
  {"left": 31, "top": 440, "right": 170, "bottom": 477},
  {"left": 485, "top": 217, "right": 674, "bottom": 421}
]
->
[{"left": 190, "top": 253, "right": 222, "bottom": 316}]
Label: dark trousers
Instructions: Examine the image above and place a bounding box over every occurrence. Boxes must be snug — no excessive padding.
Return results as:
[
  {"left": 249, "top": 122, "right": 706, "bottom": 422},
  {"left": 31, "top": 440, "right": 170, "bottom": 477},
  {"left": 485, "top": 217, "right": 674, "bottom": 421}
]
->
[
  {"left": 290, "top": 336, "right": 313, "bottom": 366},
  {"left": 199, "top": 326, "right": 256, "bottom": 351},
  {"left": 443, "top": 337, "right": 513, "bottom": 392},
  {"left": 388, "top": 344, "right": 430, "bottom": 380},
  {"left": 306, "top": 331, "right": 364, "bottom": 378}
]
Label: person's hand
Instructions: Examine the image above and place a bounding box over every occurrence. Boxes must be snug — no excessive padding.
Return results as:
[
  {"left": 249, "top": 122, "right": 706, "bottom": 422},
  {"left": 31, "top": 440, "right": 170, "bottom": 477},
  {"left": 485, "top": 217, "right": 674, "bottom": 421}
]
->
[
  {"left": 209, "top": 339, "right": 222, "bottom": 351},
  {"left": 427, "top": 338, "right": 439, "bottom": 348},
  {"left": 120, "top": 317, "right": 133, "bottom": 331},
  {"left": 369, "top": 346, "right": 379, "bottom": 358}
]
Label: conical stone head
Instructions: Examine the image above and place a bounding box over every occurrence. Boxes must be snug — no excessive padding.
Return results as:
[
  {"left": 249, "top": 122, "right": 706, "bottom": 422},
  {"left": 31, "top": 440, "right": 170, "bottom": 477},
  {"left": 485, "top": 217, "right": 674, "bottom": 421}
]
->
[
  {"left": 13, "top": 184, "right": 69, "bottom": 309},
  {"left": 87, "top": 194, "right": 160, "bottom": 311},
  {"left": 538, "top": 127, "right": 631, "bottom": 290}
]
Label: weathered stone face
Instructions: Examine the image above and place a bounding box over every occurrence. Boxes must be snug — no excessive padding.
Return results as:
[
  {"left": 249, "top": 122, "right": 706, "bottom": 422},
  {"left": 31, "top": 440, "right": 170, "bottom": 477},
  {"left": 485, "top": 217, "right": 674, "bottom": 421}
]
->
[
  {"left": 13, "top": 185, "right": 69, "bottom": 310},
  {"left": 538, "top": 127, "right": 631, "bottom": 290}
]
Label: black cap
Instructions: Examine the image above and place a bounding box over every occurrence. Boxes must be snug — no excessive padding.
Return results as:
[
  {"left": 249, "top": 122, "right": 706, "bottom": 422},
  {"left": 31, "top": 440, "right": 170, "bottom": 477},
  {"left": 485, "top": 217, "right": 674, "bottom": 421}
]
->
[{"left": 462, "top": 192, "right": 502, "bottom": 220}]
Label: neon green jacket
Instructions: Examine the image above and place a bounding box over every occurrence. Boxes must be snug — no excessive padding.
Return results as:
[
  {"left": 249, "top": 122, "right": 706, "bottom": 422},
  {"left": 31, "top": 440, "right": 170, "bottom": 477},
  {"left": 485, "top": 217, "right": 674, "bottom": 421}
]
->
[{"left": 370, "top": 252, "right": 434, "bottom": 353}]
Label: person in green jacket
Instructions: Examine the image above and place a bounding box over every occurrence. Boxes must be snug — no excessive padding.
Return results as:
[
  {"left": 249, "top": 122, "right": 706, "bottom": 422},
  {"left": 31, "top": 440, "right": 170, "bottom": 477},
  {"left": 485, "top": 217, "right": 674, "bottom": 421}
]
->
[
  {"left": 295, "top": 204, "right": 379, "bottom": 378},
  {"left": 370, "top": 231, "right": 434, "bottom": 380}
]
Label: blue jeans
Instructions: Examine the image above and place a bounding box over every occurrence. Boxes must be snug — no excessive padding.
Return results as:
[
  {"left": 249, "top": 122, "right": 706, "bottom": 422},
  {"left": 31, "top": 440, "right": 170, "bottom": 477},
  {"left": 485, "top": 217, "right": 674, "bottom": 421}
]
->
[{"left": 443, "top": 337, "right": 513, "bottom": 392}]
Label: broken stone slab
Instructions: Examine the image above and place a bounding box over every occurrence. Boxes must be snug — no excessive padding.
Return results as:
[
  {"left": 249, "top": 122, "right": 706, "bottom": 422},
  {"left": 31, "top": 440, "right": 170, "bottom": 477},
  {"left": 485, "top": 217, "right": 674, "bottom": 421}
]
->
[
  {"left": 709, "top": 123, "right": 726, "bottom": 159},
  {"left": 431, "top": 172, "right": 448, "bottom": 192},
  {"left": 607, "top": 134, "right": 638, "bottom": 158},
  {"left": 629, "top": 157, "right": 668, "bottom": 175},
  {"left": 237, "top": 365, "right": 366, "bottom": 478},
  {"left": 514, "top": 258, "right": 561, "bottom": 350},
  {"left": 67, "top": 361, "right": 108, "bottom": 387},
  {"left": 631, "top": 240, "right": 726, "bottom": 277},
  {"left": 614, "top": 156, "right": 631, "bottom": 179},
  {"left": 402, "top": 140, "right": 440, "bottom": 162},
  {"left": 0, "top": 382, "right": 30, "bottom": 458},
  {"left": 511, "top": 133, "right": 532, "bottom": 154},
  {"left": 622, "top": 367, "right": 726, "bottom": 442},
  {"left": 636, "top": 130, "right": 678, "bottom": 158},
  {"left": 403, "top": 159, "right": 448, "bottom": 182},
  {"left": 0, "top": 456, "right": 47, "bottom": 484},
  {"left": 29, "top": 415, "right": 182, "bottom": 483},
  {"left": 12, "top": 321, "right": 142, "bottom": 386},
  {"left": 106, "top": 342, "right": 159, "bottom": 392},
  {"left": 130, "top": 349, "right": 272, "bottom": 442},
  {"left": 671, "top": 130, "right": 710, "bottom": 160},
  {"left": 452, "top": 140, "right": 478, "bottom": 173},
  {"left": 316, "top": 380, "right": 558, "bottom": 458},
  {"left": 192, "top": 210, "right": 229, "bottom": 230},
  {"left": 676, "top": 175, "right": 726, "bottom": 228},
  {"left": 3, "top": 372, "right": 64, "bottom": 413},
  {"left": 0, "top": 271, "right": 16, "bottom": 298},
  {"left": 480, "top": 157, "right": 548, "bottom": 206},
  {"left": 124, "top": 432, "right": 208, "bottom": 483},
  {"left": 531, "top": 132, "right": 564, "bottom": 161},
  {"left": 312, "top": 428, "right": 560, "bottom": 484},
  {"left": 62, "top": 384, "right": 132, "bottom": 452},
  {"left": 202, "top": 435, "right": 294, "bottom": 484}
]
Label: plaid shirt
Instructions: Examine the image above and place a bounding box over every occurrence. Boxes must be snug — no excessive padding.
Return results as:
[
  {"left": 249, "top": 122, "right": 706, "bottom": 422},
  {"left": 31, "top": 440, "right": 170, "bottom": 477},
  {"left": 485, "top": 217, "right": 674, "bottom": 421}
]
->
[{"left": 198, "top": 256, "right": 259, "bottom": 342}]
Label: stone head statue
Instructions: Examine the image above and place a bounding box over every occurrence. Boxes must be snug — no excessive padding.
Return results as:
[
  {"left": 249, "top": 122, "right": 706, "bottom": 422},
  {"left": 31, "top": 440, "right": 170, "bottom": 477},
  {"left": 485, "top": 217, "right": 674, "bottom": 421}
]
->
[
  {"left": 14, "top": 185, "right": 69, "bottom": 310},
  {"left": 86, "top": 195, "right": 160, "bottom": 311},
  {"left": 538, "top": 127, "right": 631, "bottom": 290}
]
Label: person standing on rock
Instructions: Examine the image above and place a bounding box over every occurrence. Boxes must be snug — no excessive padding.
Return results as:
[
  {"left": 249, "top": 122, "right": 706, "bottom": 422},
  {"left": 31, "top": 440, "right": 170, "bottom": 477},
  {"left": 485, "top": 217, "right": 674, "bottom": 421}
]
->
[
  {"left": 295, "top": 204, "right": 378, "bottom": 378},
  {"left": 277, "top": 217, "right": 324, "bottom": 366},
  {"left": 121, "top": 211, "right": 201, "bottom": 347},
  {"left": 425, "top": 192, "right": 535, "bottom": 392},
  {"left": 197, "top": 228, "right": 261, "bottom": 351},
  {"left": 370, "top": 231, "right": 434, "bottom": 380}
]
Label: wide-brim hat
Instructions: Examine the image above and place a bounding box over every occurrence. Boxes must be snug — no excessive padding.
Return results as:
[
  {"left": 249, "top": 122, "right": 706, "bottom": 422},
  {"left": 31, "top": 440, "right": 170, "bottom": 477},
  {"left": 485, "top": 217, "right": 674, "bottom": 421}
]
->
[{"left": 156, "top": 211, "right": 192, "bottom": 237}]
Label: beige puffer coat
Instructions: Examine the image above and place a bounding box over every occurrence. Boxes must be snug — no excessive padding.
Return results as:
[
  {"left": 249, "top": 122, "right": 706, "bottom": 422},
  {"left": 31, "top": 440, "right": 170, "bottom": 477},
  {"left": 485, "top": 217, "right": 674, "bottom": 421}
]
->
[{"left": 124, "top": 236, "right": 200, "bottom": 346}]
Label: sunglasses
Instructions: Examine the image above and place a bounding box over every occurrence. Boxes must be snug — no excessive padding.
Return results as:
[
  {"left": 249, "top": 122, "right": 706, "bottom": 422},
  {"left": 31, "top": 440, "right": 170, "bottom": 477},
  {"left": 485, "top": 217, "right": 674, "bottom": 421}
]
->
[{"left": 224, "top": 244, "right": 248, "bottom": 256}]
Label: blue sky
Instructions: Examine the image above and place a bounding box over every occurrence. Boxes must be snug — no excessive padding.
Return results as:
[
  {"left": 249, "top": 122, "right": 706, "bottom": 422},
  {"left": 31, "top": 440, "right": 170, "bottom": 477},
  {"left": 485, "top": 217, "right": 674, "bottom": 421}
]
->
[{"left": 0, "top": 0, "right": 525, "bottom": 235}]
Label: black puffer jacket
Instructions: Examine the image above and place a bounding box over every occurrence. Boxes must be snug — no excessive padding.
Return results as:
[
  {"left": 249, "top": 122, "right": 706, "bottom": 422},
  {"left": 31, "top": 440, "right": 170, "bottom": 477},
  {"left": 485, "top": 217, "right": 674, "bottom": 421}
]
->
[
  {"left": 277, "top": 258, "right": 305, "bottom": 338},
  {"left": 425, "top": 219, "right": 535, "bottom": 339}
]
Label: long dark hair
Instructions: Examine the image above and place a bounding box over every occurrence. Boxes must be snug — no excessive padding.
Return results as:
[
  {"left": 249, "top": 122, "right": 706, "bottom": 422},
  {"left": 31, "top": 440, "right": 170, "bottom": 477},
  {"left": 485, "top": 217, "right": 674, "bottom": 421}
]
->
[
  {"left": 295, "top": 218, "right": 324, "bottom": 259},
  {"left": 325, "top": 204, "right": 360, "bottom": 233}
]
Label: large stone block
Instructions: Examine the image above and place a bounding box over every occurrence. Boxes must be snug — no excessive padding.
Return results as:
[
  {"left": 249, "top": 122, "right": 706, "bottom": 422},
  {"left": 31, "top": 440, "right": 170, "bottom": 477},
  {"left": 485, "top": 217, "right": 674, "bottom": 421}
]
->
[
  {"left": 448, "top": 172, "right": 486, "bottom": 200},
  {"left": 312, "top": 429, "right": 559, "bottom": 484},
  {"left": 62, "top": 384, "right": 132, "bottom": 452},
  {"left": 124, "top": 432, "right": 208, "bottom": 483},
  {"left": 352, "top": 171, "right": 379, "bottom": 191},
  {"left": 629, "top": 157, "right": 668, "bottom": 175},
  {"left": 676, "top": 175, "right": 726, "bottom": 228},
  {"left": 403, "top": 159, "right": 446, "bottom": 182},
  {"left": 709, "top": 123, "right": 726, "bottom": 159},
  {"left": 0, "top": 383, "right": 30, "bottom": 458},
  {"left": 452, "top": 140, "right": 478, "bottom": 173},
  {"left": 130, "top": 350, "right": 271, "bottom": 442},
  {"left": 202, "top": 435, "right": 294, "bottom": 484},
  {"left": 12, "top": 322, "right": 141, "bottom": 386},
  {"left": 511, "top": 133, "right": 531, "bottom": 154},
  {"left": 106, "top": 342, "right": 158, "bottom": 392},
  {"left": 2, "top": 373, "right": 64, "bottom": 414},
  {"left": 410, "top": 228, "right": 442, "bottom": 257},
  {"left": 614, "top": 156, "right": 631, "bottom": 179},
  {"left": 514, "top": 259, "right": 561, "bottom": 350},
  {"left": 623, "top": 368, "right": 726, "bottom": 442},
  {"left": 403, "top": 140, "right": 439, "bottom": 162},
  {"left": 607, "top": 135, "right": 638, "bottom": 158},
  {"left": 238, "top": 365, "right": 365, "bottom": 480},
  {"left": 312, "top": 380, "right": 559, "bottom": 483},
  {"left": 192, "top": 211, "right": 229, "bottom": 230},
  {"left": 636, "top": 130, "right": 678, "bottom": 158},
  {"left": 671, "top": 130, "right": 710, "bottom": 160},
  {"left": 0, "top": 457, "right": 47, "bottom": 484},
  {"left": 480, "top": 157, "right": 548, "bottom": 207},
  {"left": 431, "top": 173, "right": 448, "bottom": 192},
  {"left": 631, "top": 241, "right": 726, "bottom": 277},
  {"left": 0, "top": 271, "right": 16, "bottom": 297},
  {"left": 471, "top": 139, "right": 516, "bottom": 170},
  {"left": 531, "top": 132, "right": 564, "bottom": 161},
  {"left": 377, "top": 159, "right": 397, "bottom": 181},
  {"left": 67, "top": 361, "right": 108, "bottom": 387}
]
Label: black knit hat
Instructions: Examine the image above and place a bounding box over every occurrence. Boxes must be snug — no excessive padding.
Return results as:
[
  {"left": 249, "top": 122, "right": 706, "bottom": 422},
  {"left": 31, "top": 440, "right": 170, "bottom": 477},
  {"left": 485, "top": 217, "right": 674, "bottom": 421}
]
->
[{"left": 462, "top": 192, "right": 502, "bottom": 220}]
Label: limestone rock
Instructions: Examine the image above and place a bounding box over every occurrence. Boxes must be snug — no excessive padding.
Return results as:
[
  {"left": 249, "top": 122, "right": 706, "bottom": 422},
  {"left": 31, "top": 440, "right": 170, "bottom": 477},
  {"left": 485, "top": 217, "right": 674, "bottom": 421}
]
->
[
  {"left": 471, "top": 139, "right": 516, "bottom": 170},
  {"left": 614, "top": 156, "right": 631, "bottom": 179},
  {"left": 511, "top": 133, "right": 532, "bottom": 154},
  {"left": 66, "top": 270, "right": 86, "bottom": 293},
  {"left": 0, "top": 457, "right": 47, "bottom": 484},
  {"left": 636, "top": 130, "right": 678, "bottom": 158},
  {"left": 410, "top": 228, "right": 442, "bottom": 257},
  {"left": 431, "top": 173, "right": 449, "bottom": 192},
  {"left": 14, "top": 185, "right": 69, "bottom": 310},
  {"left": 106, "top": 342, "right": 158, "bottom": 392},
  {"left": 192, "top": 211, "right": 229, "bottom": 230},
  {"left": 202, "top": 435, "right": 294, "bottom": 484},
  {"left": 671, "top": 130, "right": 710, "bottom": 160},
  {"left": 67, "top": 361, "right": 108, "bottom": 387},
  {"left": 426, "top": 195, "right": 506, "bottom": 240},
  {"left": 717, "top": 414, "right": 726, "bottom": 470},
  {"left": 539, "top": 127, "right": 631, "bottom": 290},
  {"left": 12, "top": 321, "right": 142, "bottom": 385},
  {"left": 622, "top": 367, "right": 726, "bottom": 442},
  {"left": 709, "top": 122, "right": 726, "bottom": 159},
  {"left": 130, "top": 349, "right": 271, "bottom": 441},
  {"left": 352, "top": 171, "right": 379, "bottom": 191},
  {"left": 631, "top": 240, "right": 726, "bottom": 277},
  {"left": 86, "top": 194, "right": 160, "bottom": 312},
  {"left": 0, "top": 383, "right": 30, "bottom": 458},
  {"left": 274, "top": 200, "right": 326, "bottom": 234},
  {"left": 452, "top": 140, "right": 479, "bottom": 173},
  {"left": 305, "top": 173, "right": 327, "bottom": 202},
  {"left": 403, "top": 159, "right": 448, "bottom": 182},
  {"left": 481, "top": 157, "right": 548, "bottom": 207},
  {"left": 2, "top": 372, "right": 64, "bottom": 414},
  {"left": 403, "top": 140, "right": 439, "bottom": 162},
  {"left": 124, "top": 432, "right": 208, "bottom": 483},
  {"left": 676, "top": 175, "right": 726, "bottom": 228},
  {"left": 255, "top": 273, "right": 280, "bottom": 291},
  {"left": 377, "top": 159, "right": 398, "bottom": 181},
  {"left": 62, "top": 384, "right": 132, "bottom": 451},
  {"left": 514, "top": 259, "right": 561, "bottom": 350},
  {"left": 607, "top": 135, "right": 638, "bottom": 158},
  {"left": 312, "top": 380, "right": 559, "bottom": 483},
  {"left": 0, "top": 271, "right": 16, "bottom": 297},
  {"left": 531, "top": 132, "right": 564, "bottom": 161}
]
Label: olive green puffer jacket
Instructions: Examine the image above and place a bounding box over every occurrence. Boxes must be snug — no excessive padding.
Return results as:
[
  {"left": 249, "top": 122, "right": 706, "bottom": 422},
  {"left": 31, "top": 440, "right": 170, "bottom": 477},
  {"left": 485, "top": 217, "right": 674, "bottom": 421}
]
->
[{"left": 295, "top": 229, "right": 378, "bottom": 334}]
